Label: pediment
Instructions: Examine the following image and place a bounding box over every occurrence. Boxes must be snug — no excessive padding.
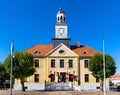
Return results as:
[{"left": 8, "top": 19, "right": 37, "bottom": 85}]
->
[{"left": 46, "top": 43, "right": 78, "bottom": 57}]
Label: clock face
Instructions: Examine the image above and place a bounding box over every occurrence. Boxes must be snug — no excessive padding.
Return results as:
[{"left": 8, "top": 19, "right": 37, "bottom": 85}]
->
[{"left": 58, "top": 28, "right": 64, "bottom": 36}]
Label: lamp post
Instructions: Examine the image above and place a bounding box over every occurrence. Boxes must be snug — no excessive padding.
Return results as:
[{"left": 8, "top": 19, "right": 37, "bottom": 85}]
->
[
  {"left": 103, "top": 39, "right": 106, "bottom": 95},
  {"left": 10, "top": 52, "right": 13, "bottom": 95},
  {"left": 10, "top": 41, "right": 14, "bottom": 95}
]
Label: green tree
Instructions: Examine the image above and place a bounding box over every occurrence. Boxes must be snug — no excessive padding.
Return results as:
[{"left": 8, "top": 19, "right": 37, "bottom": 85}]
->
[
  {"left": 88, "top": 54, "right": 116, "bottom": 90},
  {"left": 4, "top": 52, "right": 35, "bottom": 91},
  {"left": 0, "top": 64, "right": 9, "bottom": 89}
]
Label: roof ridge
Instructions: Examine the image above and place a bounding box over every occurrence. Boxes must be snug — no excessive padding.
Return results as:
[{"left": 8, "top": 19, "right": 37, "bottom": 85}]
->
[
  {"left": 45, "top": 43, "right": 63, "bottom": 56},
  {"left": 84, "top": 45, "right": 100, "bottom": 53},
  {"left": 23, "top": 44, "right": 52, "bottom": 52}
]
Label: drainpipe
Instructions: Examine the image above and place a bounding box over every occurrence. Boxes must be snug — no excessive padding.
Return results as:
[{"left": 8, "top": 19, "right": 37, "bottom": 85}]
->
[{"left": 78, "top": 57, "right": 80, "bottom": 85}]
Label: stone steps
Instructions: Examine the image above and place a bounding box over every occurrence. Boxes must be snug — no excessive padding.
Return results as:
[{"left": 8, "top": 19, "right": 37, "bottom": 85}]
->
[{"left": 45, "top": 83, "right": 73, "bottom": 91}]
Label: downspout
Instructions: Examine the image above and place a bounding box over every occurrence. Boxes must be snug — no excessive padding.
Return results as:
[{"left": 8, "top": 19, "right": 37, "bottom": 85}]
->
[{"left": 78, "top": 57, "right": 81, "bottom": 85}]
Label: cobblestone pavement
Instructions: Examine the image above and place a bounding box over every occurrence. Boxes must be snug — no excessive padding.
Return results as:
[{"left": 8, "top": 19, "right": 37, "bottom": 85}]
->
[{"left": 0, "top": 90, "right": 120, "bottom": 95}]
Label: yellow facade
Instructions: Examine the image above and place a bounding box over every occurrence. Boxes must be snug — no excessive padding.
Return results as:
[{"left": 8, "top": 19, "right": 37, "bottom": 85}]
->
[
  {"left": 46, "top": 57, "right": 78, "bottom": 82},
  {"left": 14, "top": 44, "right": 109, "bottom": 91},
  {"left": 80, "top": 58, "right": 99, "bottom": 84}
]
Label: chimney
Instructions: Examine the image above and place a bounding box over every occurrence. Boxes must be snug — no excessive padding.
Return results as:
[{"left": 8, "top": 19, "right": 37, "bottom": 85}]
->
[{"left": 76, "top": 41, "right": 80, "bottom": 47}]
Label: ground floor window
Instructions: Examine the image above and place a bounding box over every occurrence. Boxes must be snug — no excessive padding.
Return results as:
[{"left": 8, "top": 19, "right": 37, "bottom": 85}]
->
[
  {"left": 69, "top": 74, "right": 73, "bottom": 82},
  {"left": 49, "top": 74, "right": 55, "bottom": 82},
  {"left": 34, "top": 74, "right": 39, "bottom": 82},
  {"left": 51, "top": 76, "right": 55, "bottom": 82},
  {"left": 96, "top": 77, "right": 99, "bottom": 83},
  {"left": 85, "top": 74, "right": 89, "bottom": 82}
]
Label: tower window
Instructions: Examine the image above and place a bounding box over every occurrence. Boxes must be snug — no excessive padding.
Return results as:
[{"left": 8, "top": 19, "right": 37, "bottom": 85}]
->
[
  {"left": 60, "top": 16, "right": 62, "bottom": 20},
  {"left": 84, "top": 60, "right": 88, "bottom": 68},
  {"left": 85, "top": 74, "right": 89, "bottom": 82},
  {"left": 60, "top": 60, "right": 64, "bottom": 68},
  {"left": 34, "top": 59, "right": 39, "bottom": 67},
  {"left": 69, "top": 60, "right": 73, "bottom": 68},
  {"left": 34, "top": 74, "right": 39, "bottom": 82},
  {"left": 58, "top": 17, "right": 59, "bottom": 21},
  {"left": 64, "top": 17, "right": 65, "bottom": 21},
  {"left": 51, "top": 59, "right": 55, "bottom": 68}
]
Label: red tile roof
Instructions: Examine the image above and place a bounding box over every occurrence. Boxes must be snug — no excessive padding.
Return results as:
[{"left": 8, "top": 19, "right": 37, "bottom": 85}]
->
[
  {"left": 24, "top": 44, "right": 99, "bottom": 57},
  {"left": 72, "top": 46, "right": 99, "bottom": 57},
  {"left": 110, "top": 74, "right": 120, "bottom": 80},
  {"left": 24, "top": 44, "right": 52, "bottom": 57}
]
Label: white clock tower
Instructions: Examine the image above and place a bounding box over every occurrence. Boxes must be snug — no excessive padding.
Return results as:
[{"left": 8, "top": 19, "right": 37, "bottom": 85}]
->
[
  {"left": 55, "top": 8, "right": 67, "bottom": 38},
  {"left": 52, "top": 8, "right": 71, "bottom": 48}
]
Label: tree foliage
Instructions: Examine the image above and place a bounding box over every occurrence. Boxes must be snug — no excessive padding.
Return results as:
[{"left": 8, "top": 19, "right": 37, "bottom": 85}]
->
[
  {"left": 88, "top": 54, "right": 116, "bottom": 80},
  {"left": 0, "top": 64, "right": 9, "bottom": 89},
  {"left": 88, "top": 53, "right": 116, "bottom": 90},
  {"left": 4, "top": 52, "right": 35, "bottom": 91}
]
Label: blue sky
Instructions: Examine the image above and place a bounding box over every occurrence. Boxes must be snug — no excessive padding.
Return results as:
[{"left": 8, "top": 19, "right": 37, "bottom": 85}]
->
[{"left": 0, "top": 0, "right": 120, "bottom": 73}]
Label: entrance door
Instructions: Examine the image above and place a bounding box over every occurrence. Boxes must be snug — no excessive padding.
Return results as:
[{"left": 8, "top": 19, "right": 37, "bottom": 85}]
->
[{"left": 59, "top": 72, "right": 66, "bottom": 83}]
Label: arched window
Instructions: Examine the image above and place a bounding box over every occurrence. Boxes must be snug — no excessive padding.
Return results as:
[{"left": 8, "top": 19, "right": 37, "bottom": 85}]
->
[
  {"left": 64, "top": 17, "right": 65, "bottom": 21},
  {"left": 61, "top": 16, "right": 62, "bottom": 21}
]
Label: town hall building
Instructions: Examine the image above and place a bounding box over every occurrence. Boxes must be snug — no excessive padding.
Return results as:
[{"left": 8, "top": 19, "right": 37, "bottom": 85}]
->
[{"left": 14, "top": 8, "right": 109, "bottom": 91}]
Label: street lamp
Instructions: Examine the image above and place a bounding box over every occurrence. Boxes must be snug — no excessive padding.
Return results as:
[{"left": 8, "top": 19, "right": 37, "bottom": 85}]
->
[{"left": 10, "top": 41, "right": 14, "bottom": 95}]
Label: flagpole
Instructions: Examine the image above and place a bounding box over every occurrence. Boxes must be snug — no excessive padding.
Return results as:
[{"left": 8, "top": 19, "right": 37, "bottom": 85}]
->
[
  {"left": 103, "top": 39, "right": 106, "bottom": 95},
  {"left": 10, "top": 41, "right": 14, "bottom": 95}
]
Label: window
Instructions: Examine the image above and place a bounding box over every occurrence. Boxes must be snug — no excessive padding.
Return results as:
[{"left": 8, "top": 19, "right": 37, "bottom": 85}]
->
[
  {"left": 69, "top": 74, "right": 73, "bottom": 82},
  {"left": 64, "top": 17, "right": 65, "bottom": 21},
  {"left": 51, "top": 59, "right": 55, "bottom": 68},
  {"left": 34, "top": 59, "right": 39, "bottom": 67},
  {"left": 85, "top": 74, "right": 89, "bottom": 82},
  {"left": 96, "top": 77, "right": 99, "bottom": 83},
  {"left": 61, "top": 16, "right": 62, "bottom": 20},
  {"left": 84, "top": 60, "right": 88, "bottom": 68},
  {"left": 34, "top": 50, "right": 40, "bottom": 54},
  {"left": 83, "top": 50, "right": 88, "bottom": 55},
  {"left": 60, "top": 60, "right": 64, "bottom": 68},
  {"left": 60, "top": 16, "right": 62, "bottom": 23},
  {"left": 69, "top": 60, "right": 73, "bottom": 68},
  {"left": 59, "top": 50, "right": 65, "bottom": 54},
  {"left": 34, "top": 74, "right": 39, "bottom": 82}
]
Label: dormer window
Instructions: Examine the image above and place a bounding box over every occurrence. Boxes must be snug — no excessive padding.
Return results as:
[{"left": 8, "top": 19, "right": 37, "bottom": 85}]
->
[
  {"left": 34, "top": 50, "right": 40, "bottom": 54},
  {"left": 83, "top": 50, "right": 88, "bottom": 55}
]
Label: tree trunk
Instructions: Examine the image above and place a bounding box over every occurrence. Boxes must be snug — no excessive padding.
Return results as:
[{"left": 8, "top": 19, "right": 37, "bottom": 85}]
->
[
  {"left": 20, "top": 79, "right": 25, "bottom": 91},
  {"left": 100, "top": 80, "right": 103, "bottom": 91}
]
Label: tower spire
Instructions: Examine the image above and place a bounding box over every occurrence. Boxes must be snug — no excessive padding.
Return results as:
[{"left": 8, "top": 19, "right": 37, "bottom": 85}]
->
[{"left": 56, "top": 8, "right": 66, "bottom": 23}]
